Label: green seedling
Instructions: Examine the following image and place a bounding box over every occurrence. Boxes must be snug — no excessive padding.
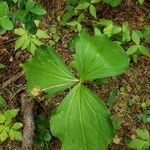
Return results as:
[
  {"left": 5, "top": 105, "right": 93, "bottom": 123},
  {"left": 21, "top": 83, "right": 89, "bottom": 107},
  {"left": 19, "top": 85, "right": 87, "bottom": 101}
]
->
[
  {"left": 127, "top": 128, "right": 150, "bottom": 150},
  {"left": 0, "top": 109, "right": 23, "bottom": 142}
]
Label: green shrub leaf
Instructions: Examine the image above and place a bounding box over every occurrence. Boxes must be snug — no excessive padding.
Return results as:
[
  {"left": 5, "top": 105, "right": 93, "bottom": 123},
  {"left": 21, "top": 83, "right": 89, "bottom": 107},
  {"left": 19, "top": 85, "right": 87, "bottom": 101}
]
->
[
  {"left": 23, "top": 46, "right": 78, "bottom": 97},
  {"left": 75, "top": 30, "right": 129, "bottom": 80},
  {"left": 50, "top": 84, "right": 114, "bottom": 150}
]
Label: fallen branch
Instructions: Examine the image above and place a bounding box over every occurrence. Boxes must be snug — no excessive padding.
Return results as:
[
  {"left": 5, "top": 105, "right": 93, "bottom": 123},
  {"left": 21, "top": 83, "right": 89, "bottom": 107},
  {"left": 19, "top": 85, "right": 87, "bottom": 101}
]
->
[{"left": 21, "top": 93, "right": 35, "bottom": 150}]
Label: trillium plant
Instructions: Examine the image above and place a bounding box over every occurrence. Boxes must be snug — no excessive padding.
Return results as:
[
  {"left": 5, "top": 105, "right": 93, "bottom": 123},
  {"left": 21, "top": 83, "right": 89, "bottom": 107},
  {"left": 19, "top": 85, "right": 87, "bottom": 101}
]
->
[{"left": 23, "top": 30, "right": 129, "bottom": 150}]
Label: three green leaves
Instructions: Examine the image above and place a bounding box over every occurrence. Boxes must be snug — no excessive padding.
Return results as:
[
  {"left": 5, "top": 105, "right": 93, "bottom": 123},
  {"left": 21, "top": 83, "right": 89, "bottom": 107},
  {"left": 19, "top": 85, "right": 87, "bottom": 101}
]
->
[{"left": 23, "top": 30, "right": 129, "bottom": 150}]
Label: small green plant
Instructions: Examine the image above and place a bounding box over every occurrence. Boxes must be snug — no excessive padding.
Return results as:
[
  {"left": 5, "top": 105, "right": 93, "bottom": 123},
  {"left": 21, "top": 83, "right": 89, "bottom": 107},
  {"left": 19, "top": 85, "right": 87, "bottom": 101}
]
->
[
  {"left": 126, "top": 30, "right": 150, "bottom": 63},
  {"left": 127, "top": 128, "right": 150, "bottom": 150},
  {"left": 15, "top": 0, "right": 46, "bottom": 34},
  {"left": 0, "top": 109, "right": 23, "bottom": 142},
  {"left": 0, "top": 2, "right": 13, "bottom": 35},
  {"left": 94, "top": 19, "right": 122, "bottom": 38},
  {"left": 14, "top": 23, "right": 48, "bottom": 54},
  {"left": 23, "top": 30, "right": 129, "bottom": 150},
  {"left": 142, "top": 25, "right": 150, "bottom": 44},
  {"left": 138, "top": 110, "right": 150, "bottom": 123},
  {"left": 49, "top": 26, "right": 60, "bottom": 46},
  {"left": 34, "top": 116, "right": 51, "bottom": 150}
]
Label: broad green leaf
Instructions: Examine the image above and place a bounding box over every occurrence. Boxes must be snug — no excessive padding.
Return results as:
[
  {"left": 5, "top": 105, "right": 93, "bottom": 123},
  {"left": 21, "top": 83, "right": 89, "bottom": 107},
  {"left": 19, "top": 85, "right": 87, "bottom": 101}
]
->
[
  {"left": 135, "top": 128, "right": 149, "bottom": 140},
  {"left": 102, "top": 0, "right": 122, "bottom": 7},
  {"left": 75, "top": 2, "right": 90, "bottom": 10},
  {"left": 132, "top": 31, "right": 140, "bottom": 45},
  {"left": 30, "top": 5, "right": 46, "bottom": 15},
  {"left": 0, "top": 2, "right": 8, "bottom": 17},
  {"left": 126, "top": 45, "right": 138, "bottom": 55},
  {"left": 127, "top": 139, "right": 149, "bottom": 150},
  {"left": 89, "top": 5, "right": 97, "bottom": 19},
  {"left": 50, "top": 84, "right": 114, "bottom": 150},
  {"left": 23, "top": 46, "right": 77, "bottom": 97},
  {"left": 0, "top": 18, "right": 13, "bottom": 31},
  {"left": 75, "top": 30, "right": 129, "bottom": 81}
]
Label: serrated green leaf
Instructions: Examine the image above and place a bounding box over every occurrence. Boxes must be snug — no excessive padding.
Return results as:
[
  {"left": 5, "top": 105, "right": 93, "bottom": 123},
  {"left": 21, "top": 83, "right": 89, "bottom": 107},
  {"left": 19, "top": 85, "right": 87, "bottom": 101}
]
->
[
  {"left": 15, "top": 35, "right": 28, "bottom": 50},
  {"left": 132, "top": 31, "right": 140, "bottom": 45},
  {"left": 75, "top": 2, "right": 90, "bottom": 10},
  {"left": 4, "top": 109, "right": 19, "bottom": 121},
  {"left": 75, "top": 30, "right": 129, "bottom": 81},
  {"left": 0, "top": 125, "right": 4, "bottom": 132},
  {"left": 23, "top": 46, "right": 78, "bottom": 97},
  {"left": 21, "top": 38, "right": 31, "bottom": 50},
  {"left": 135, "top": 128, "right": 149, "bottom": 140},
  {"left": 36, "top": 30, "right": 48, "bottom": 38},
  {"left": 126, "top": 45, "right": 138, "bottom": 55},
  {"left": 89, "top": 5, "right": 97, "bottom": 19},
  {"left": 0, "top": 131, "right": 8, "bottom": 142},
  {"left": 0, "top": 18, "right": 13, "bottom": 31},
  {"left": 28, "top": 41, "right": 37, "bottom": 54},
  {"left": 0, "top": 2, "right": 8, "bottom": 17},
  {"left": 9, "top": 129, "right": 23, "bottom": 141},
  {"left": 12, "top": 123, "right": 23, "bottom": 130},
  {"left": 14, "top": 28, "right": 26, "bottom": 36},
  {"left": 138, "top": 45, "right": 150, "bottom": 57},
  {"left": 50, "top": 84, "right": 114, "bottom": 150},
  {"left": 31, "top": 38, "right": 43, "bottom": 46},
  {"left": 0, "top": 114, "right": 6, "bottom": 123}
]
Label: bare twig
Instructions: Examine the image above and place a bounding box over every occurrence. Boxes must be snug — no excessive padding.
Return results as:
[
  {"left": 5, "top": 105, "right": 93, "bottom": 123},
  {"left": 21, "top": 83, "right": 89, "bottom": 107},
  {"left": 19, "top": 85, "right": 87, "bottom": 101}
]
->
[
  {"left": 1, "top": 71, "right": 24, "bottom": 89},
  {"left": 21, "top": 93, "right": 35, "bottom": 150}
]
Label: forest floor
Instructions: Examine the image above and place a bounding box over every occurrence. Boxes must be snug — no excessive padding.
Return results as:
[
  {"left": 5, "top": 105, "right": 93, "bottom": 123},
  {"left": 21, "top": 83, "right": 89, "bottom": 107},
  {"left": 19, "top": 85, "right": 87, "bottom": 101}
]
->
[{"left": 0, "top": 0, "right": 150, "bottom": 150}]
